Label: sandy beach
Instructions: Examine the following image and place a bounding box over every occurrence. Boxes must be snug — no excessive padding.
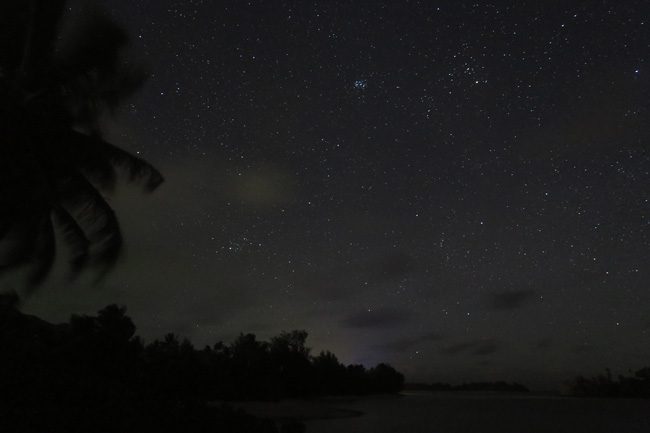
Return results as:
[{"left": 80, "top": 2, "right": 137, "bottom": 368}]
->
[{"left": 211, "top": 398, "right": 364, "bottom": 421}]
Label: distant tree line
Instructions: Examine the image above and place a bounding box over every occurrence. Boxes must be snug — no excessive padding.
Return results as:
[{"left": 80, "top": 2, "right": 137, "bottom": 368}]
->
[
  {"left": 142, "top": 329, "right": 403, "bottom": 401},
  {"left": 569, "top": 367, "right": 650, "bottom": 398},
  {"left": 0, "top": 295, "right": 403, "bottom": 432}
]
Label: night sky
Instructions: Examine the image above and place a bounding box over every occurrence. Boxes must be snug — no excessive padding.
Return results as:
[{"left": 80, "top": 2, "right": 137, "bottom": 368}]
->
[{"left": 22, "top": 0, "right": 650, "bottom": 388}]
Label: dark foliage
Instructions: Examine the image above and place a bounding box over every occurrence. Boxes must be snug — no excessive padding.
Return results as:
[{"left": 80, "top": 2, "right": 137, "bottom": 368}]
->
[
  {"left": 569, "top": 368, "right": 650, "bottom": 398},
  {"left": 141, "top": 330, "right": 404, "bottom": 401},
  {"left": 0, "top": 296, "right": 278, "bottom": 432},
  {"left": 0, "top": 295, "right": 403, "bottom": 432},
  {"left": 0, "top": 0, "right": 162, "bottom": 288}
]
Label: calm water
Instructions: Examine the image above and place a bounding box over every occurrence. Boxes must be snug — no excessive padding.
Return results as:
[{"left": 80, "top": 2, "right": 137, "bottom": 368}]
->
[{"left": 305, "top": 393, "right": 650, "bottom": 433}]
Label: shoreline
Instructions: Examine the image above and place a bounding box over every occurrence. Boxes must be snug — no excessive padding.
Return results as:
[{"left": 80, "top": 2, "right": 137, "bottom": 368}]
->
[{"left": 210, "top": 398, "right": 366, "bottom": 421}]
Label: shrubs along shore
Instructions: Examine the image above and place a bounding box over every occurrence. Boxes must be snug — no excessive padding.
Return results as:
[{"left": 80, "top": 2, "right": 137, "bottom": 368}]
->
[{"left": 0, "top": 294, "right": 403, "bottom": 432}]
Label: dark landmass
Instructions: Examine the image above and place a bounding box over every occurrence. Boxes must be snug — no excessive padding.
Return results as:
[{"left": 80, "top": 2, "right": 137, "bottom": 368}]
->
[
  {"left": 0, "top": 293, "right": 403, "bottom": 433},
  {"left": 405, "top": 381, "right": 530, "bottom": 393},
  {"left": 406, "top": 367, "right": 650, "bottom": 399},
  {"left": 569, "top": 368, "right": 650, "bottom": 399}
]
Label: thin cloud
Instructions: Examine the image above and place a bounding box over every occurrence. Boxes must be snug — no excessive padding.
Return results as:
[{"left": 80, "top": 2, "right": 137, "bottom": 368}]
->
[
  {"left": 442, "top": 339, "right": 500, "bottom": 356},
  {"left": 490, "top": 290, "right": 536, "bottom": 310},
  {"left": 342, "top": 308, "right": 411, "bottom": 329},
  {"left": 375, "top": 332, "right": 444, "bottom": 352}
]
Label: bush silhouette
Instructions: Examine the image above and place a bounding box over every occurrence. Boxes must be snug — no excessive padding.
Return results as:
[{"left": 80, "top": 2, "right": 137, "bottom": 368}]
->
[
  {"left": 0, "top": 297, "right": 405, "bottom": 432},
  {"left": 570, "top": 368, "right": 650, "bottom": 398}
]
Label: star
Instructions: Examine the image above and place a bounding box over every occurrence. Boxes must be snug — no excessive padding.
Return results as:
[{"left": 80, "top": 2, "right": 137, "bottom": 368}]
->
[{"left": 354, "top": 79, "right": 368, "bottom": 90}]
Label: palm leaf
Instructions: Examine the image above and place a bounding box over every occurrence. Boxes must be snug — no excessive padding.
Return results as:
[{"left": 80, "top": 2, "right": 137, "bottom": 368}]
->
[
  {"left": 52, "top": 205, "right": 90, "bottom": 275},
  {"left": 57, "top": 171, "right": 123, "bottom": 273},
  {"left": 18, "top": 0, "right": 67, "bottom": 88},
  {"left": 0, "top": 1, "right": 163, "bottom": 289},
  {"left": 65, "top": 130, "right": 164, "bottom": 192},
  {"left": 26, "top": 215, "right": 56, "bottom": 288}
]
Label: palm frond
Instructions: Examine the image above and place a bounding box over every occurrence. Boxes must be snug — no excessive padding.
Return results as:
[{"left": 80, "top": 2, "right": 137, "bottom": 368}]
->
[
  {"left": 52, "top": 205, "right": 90, "bottom": 275},
  {"left": 56, "top": 9, "right": 128, "bottom": 78},
  {"left": 0, "top": 1, "right": 163, "bottom": 289},
  {"left": 57, "top": 172, "right": 123, "bottom": 274},
  {"left": 18, "top": 0, "right": 67, "bottom": 87},
  {"left": 65, "top": 130, "right": 164, "bottom": 192},
  {"left": 26, "top": 215, "right": 56, "bottom": 288}
]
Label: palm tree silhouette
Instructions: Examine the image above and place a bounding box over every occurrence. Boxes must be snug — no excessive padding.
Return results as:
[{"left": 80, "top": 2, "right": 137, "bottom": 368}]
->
[{"left": 0, "top": 0, "right": 163, "bottom": 289}]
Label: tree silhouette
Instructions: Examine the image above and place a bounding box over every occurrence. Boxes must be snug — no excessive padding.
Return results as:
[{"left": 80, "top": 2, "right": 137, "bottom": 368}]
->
[{"left": 0, "top": 0, "right": 162, "bottom": 288}]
